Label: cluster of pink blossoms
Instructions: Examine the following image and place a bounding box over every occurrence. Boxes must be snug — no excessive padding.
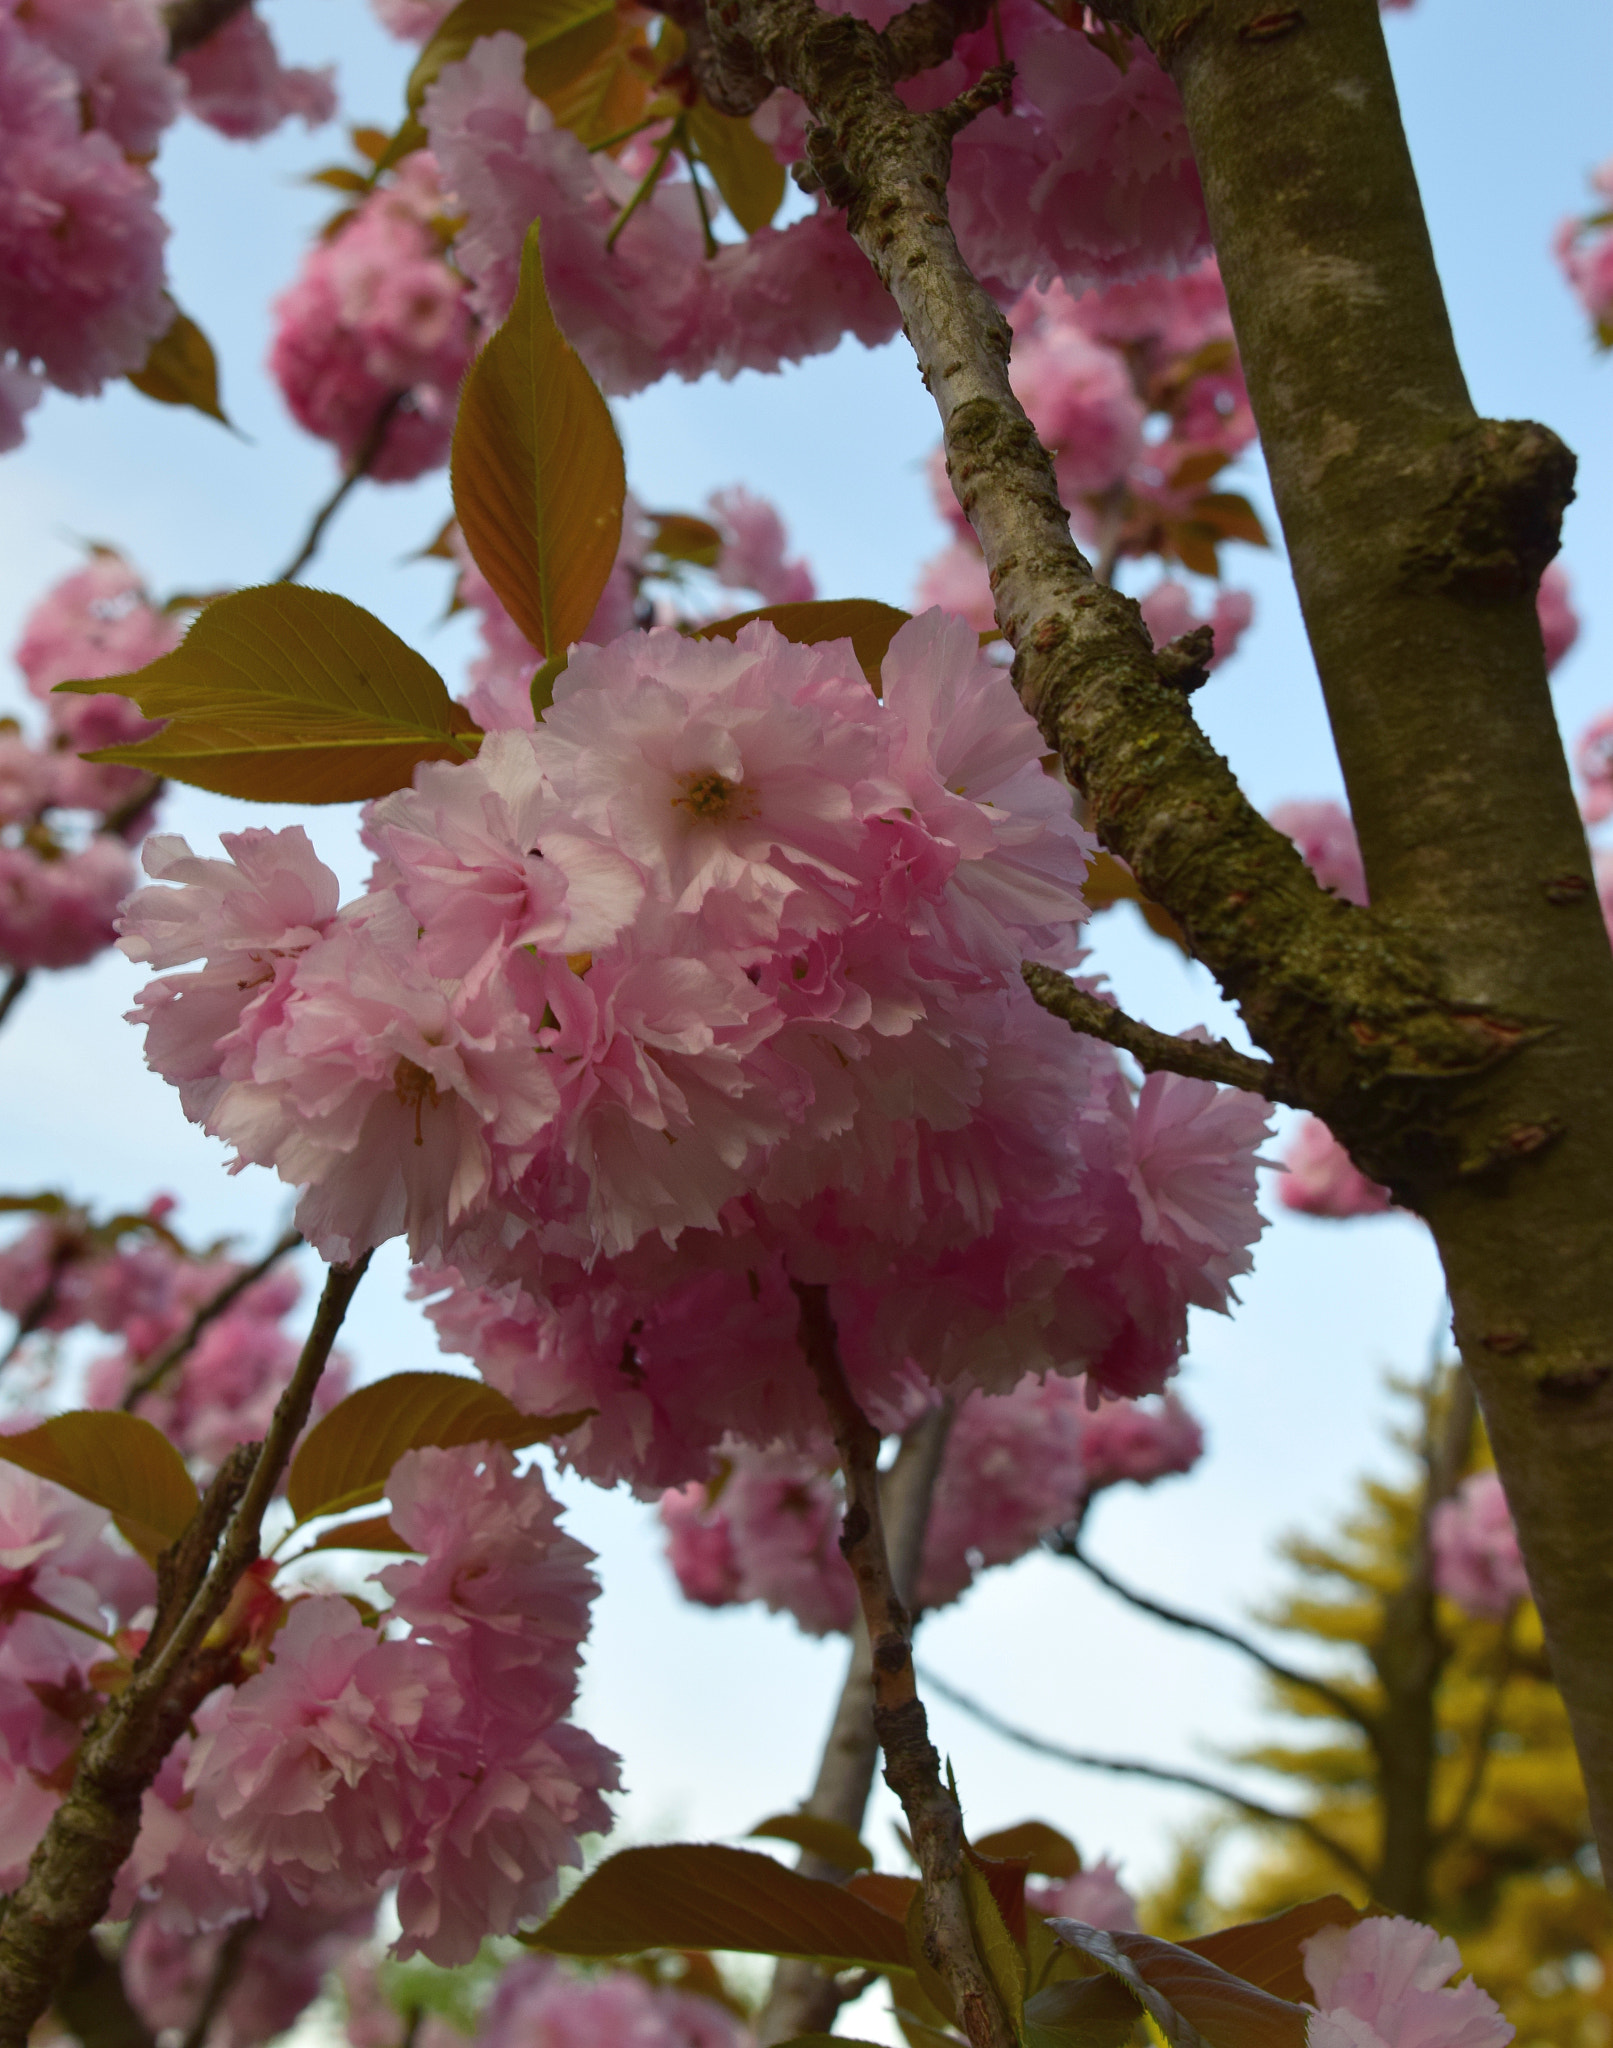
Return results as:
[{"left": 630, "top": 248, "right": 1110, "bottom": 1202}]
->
[
  {"left": 660, "top": 1374, "right": 1202, "bottom": 1632},
  {"left": 0, "top": 0, "right": 331, "bottom": 447},
  {"left": 470, "top": 1954, "right": 748, "bottom": 2048},
  {"left": 1, "top": 551, "right": 176, "bottom": 974},
  {"left": 917, "top": 261, "right": 1256, "bottom": 649},
  {"left": 1430, "top": 1472, "right": 1530, "bottom": 1622},
  {"left": 1555, "top": 156, "right": 1613, "bottom": 344},
  {"left": 121, "top": 610, "right": 1269, "bottom": 1491},
  {"left": 270, "top": 152, "right": 478, "bottom": 480},
  {"left": 455, "top": 485, "right": 817, "bottom": 732},
  {"left": 1299, "top": 1916, "right": 1513, "bottom": 2048}
]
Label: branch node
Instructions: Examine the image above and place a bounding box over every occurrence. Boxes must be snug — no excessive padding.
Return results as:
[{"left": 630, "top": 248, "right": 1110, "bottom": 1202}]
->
[
  {"left": 1022, "top": 962, "right": 1285, "bottom": 1100},
  {"left": 1401, "top": 418, "right": 1577, "bottom": 602},
  {"left": 1154, "top": 622, "right": 1216, "bottom": 693}
]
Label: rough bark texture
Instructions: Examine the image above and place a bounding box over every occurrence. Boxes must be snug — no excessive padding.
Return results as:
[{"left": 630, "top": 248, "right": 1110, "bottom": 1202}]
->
[
  {"left": 710, "top": 0, "right": 1613, "bottom": 1873},
  {"left": 757, "top": 1406, "right": 954, "bottom": 2044},
  {"left": 793, "top": 1285, "right": 1013, "bottom": 2048},
  {"left": 0, "top": 1257, "right": 369, "bottom": 2048}
]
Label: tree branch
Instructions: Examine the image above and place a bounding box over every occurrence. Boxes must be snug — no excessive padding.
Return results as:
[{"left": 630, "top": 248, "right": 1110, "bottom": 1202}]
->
[
  {"left": 121, "top": 1228, "right": 303, "bottom": 1411},
  {"left": 0, "top": 972, "right": 28, "bottom": 1034},
  {"left": 917, "top": 1664, "right": 1374, "bottom": 1893},
  {"left": 0, "top": 1255, "right": 369, "bottom": 2048},
  {"left": 709, "top": 0, "right": 1613, "bottom": 1873},
  {"left": 1052, "top": 1534, "right": 1379, "bottom": 1739},
  {"left": 793, "top": 1284, "right": 1012, "bottom": 2048},
  {"left": 758, "top": 1404, "right": 954, "bottom": 2045},
  {"left": 1022, "top": 966, "right": 1283, "bottom": 1098},
  {"left": 274, "top": 394, "right": 407, "bottom": 586}
]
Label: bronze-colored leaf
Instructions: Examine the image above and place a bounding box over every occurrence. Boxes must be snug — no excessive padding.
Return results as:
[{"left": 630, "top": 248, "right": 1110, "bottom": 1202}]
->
[
  {"left": 408, "top": 0, "right": 614, "bottom": 118},
  {"left": 1192, "top": 492, "right": 1270, "bottom": 548},
  {"left": 451, "top": 222, "right": 626, "bottom": 659},
  {"left": 1047, "top": 1922, "right": 1311, "bottom": 2048},
  {"left": 750, "top": 1813, "right": 874, "bottom": 1871},
  {"left": 973, "top": 1821, "right": 1081, "bottom": 1879},
  {"left": 287, "top": 1371, "right": 591, "bottom": 1525},
  {"left": 127, "top": 305, "right": 229, "bottom": 427},
  {"left": 56, "top": 585, "right": 481, "bottom": 804},
  {"left": 1183, "top": 1899, "right": 1362, "bottom": 2004},
  {"left": 0, "top": 1413, "right": 199, "bottom": 1565},
  {"left": 525, "top": 1843, "right": 911, "bottom": 1967},
  {"left": 695, "top": 599, "right": 912, "bottom": 694}
]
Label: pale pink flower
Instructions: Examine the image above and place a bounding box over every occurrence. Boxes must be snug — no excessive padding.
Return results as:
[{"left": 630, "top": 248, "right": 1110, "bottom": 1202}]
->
[
  {"left": 1077, "top": 1390, "right": 1203, "bottom": 1495},
  {"left": 21, "top": 0, "right": 177, "bottom": 156},
  {"left": 1536, "top": 563, "right": 1578, "bottom": 673},
  {"left": 709, "top": 486, "right": 816, "bottom": 607},
  {"left": 0, "top": 833, "right": 135, "bottom": 971},
  {"left": 1302, "top": 1916, "right": 1513, "bottom": 2048},
  {"left": 1279, "top": 1115, "right": 1392, "bottom": 1220},
  {"left": 1430, "top": 1473, "right": 1530, "bottom": 1621},
  {"left": 1575, "top": 709, "right": 1613, "bottom": 826},
  {"left": 369, "top": 0, "right": 454, "bottom": 37},
  {"left": 1556, "top": 159, "right": 1613, "bottom": 338},
  {"left": 1138, "top": 580, "right": 1253, "bottom": 670},
  {"left": 479, "top": 1955, "right": 749, "bottom": 2048},
  {"left": 915, "top": 540, "right": 996, "bottom": 636},
  {"left": 1269, "top": 799, "right": 1368, "bottom": 907},
  {"left": 660, "top": 1484, "right": 743, "bottom": 1607},
  {"left": 1030, "top": 1860, "right": 1139, "bottom": 1933},
  {"left": 178, "top": 8, "right": 336, "bottom": 140}
]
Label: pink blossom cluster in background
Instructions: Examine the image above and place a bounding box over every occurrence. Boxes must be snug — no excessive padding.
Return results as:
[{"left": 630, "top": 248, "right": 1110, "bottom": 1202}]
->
[
  {"left": 1430, "top": 1471, "right": 1531, "bottom": 1621},
  {"left": 121, "top": 611, "right": 1269, "bottom": 1491},
  {"left": 1301, "top": 1916, "right": 1514, "bottom": 2048},
  {"left": 455, "top": 485, "right": 817, "bottom": 731},
  {"left": 0, "top": 1197, "right": 350, "bottom": 1473},
  {"left": 1029, "top": 1860, "right": 1140, "bottom": 1933},
  {"left": 1277, "top": 1116, "right": 1393, "bottom": 1222},
  {"left": 1555, "top": 156, "right": 1613, "bottom": 345},
  {"left": 916, "top": 261, "right": 1257, "bottom": 644},
  {"left": 0, "top": 552, "right": 175, "bottom": 974},
  {"left": 473, "top": 1953, "right": 749, "bottom": 2048},
  {"left": 0, "top": 0, "right": 331, "bottom": 449},
  {"left": 270, "top": 153, "right": 478, "bottom": 481},
  {"left": 660, "top": 1374, "right": 1204, "bottom": 1633},
  {"left": 0, "top": 1443, "right": 616, "bottom": 1970}
]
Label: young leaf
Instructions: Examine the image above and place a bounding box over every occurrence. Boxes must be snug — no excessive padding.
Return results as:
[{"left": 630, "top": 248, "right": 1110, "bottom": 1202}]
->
[
  {"left": 750, "top": 1813, "right": 875, "bottom": 1871},
  {"left": 1192, "top": 492, "right": 1270, "bottom": 547},
  {"left": 695, "top": 599, "right": 912, "bottom": 694},
  {"left": 128, "top": 305, "right": 230, "bottom": 428},
  {"left": 972, "top": 1821, "right": 1081, "bottom": 1879},
  {"left": 684, "top": 101, "right": 786, "bottom": 233},
  {"left": 962, "top": 1861, "right": 1026, "bottom": 2032},
  {"left": 302, "top": 1515, "right": 417, "bottom": 1554},
  {"left": 1183, "top": 1900, "right": 1361, "bottom": 2004},
  {"left": 1047, "top": 1923, "right": 1310, "bottom": 2048},
  {"left": 1022, "top": 1972, "right": 1144, "bottom": 2048},
  {"left": 0, "top": 1414, "right": 199, "bottom": 1565},
  {"left": 524, "top": 1844, "right": 911, "bottom": 1967},
  {"left": 57, "top": 585, "right": 481, "bottom": 803},
  {"left": 286, "top": 1372, "right": 592, "bottom": 1525},
  {"left": 531, "top": 8, "right": 653, "bottom": 145},
  {"left": 407, "top": 0, "right": 614, "bottom": 118},
  {"left": 451, "top": 222, "right": 626, "bottom": 659},
  {"left": 848, "top": 1872, "right": 920, "bottom": 1919}
]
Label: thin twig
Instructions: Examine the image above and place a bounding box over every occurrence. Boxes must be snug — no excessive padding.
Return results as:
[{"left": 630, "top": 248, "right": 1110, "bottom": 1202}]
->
[
  {"left": 274, "top": 395, "right": 407, "bottom": 585},
  {"left": 1051, "top": 1533, "right": 1381, "bottom": 1740},
  {"left": 1022, "top": 965, "right": 1285, "bottom": 1097},
  {"left": 0, "top": 1255, "right": 369, "bottom": 2048},
  {"left": 98, "top": 777, "right": 163, "bottom": 842},
  {"left": 0, "top": 972, "right": 28, "bottom": 1034},
  {"left": 122, "top": 1228, "right": 303, "bottom": 1411},
  {"left": 916, "top": 1664, "right": 1375, "bottom": 1893},
  {"left": 177, "top": 1922, "right": 252, "bottom": 2048}
]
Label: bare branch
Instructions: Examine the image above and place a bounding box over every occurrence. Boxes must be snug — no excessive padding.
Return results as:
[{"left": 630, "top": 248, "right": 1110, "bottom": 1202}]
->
[
  {"left": 177, "top": 1922, "right": 252, "bottom": 2048},
  {"left": 1022, "top": 966, "right": 1283, "bottom": 1099},
  {"left": 794, "top": 1283, "right": 1012, "bottom": 2048},
  {"left": 1052, "top": 1534, "right": 1380, "bottom": 1740},
  {"left": 122, "top": 1227, "right": 303, "bottom": 1411},
  {"left": 917, "top": 1663, "right": 1374, "bottom": 1893},
  {"left": 274, "top": 394, "right": 407, "bottom": 586},
  {"left": 0, "top": 972, "right": 28, "bottom": 1035}
]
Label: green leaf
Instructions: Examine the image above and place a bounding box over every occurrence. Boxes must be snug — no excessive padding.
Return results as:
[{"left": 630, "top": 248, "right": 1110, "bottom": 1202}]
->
[
  {"left": 127, "top": 306, "right": 230, "bottom": 427},
  {"left": 524, "top": 1844, "right": 911, "bottom": 1968},
  {"left": 451, "top": 221, "right": 626, "bottom": 660},
  {"left": 1182, "top": 1900, "right": 1361, "bottom": 2004},
  {"left": 0, "top": 1414, "right": 199, "bottom": 1565},
  {"left": 57, "top": 585, "right": 482, "bottom": 803},
  {"left": 684, "top": 101, "right": 785, "bottom": 233},
  {"left": 972, "top": 1822, "right": 1081, "bottom": 1879},
  {"left": 750, "top": 1814, "right": 874, "bottom": 1871},
  {"left": 962, "top": 1861, "right": 1025, "bottom": 2032},
  {"left": 694, "top": 599, "right": 912, "bottom": 695},
  {"left": 647, "top": 512, "right": 723, "bottom": 569},
  {"left": 1046, "top": 1923, "right": 1310, "bottom": 2048},
  {"left": 301, "top": 1514, "right": 418, "bottom": 1554},
  {"left": 1022, "top": 1973, "right": 1143, "bottom": 2048},
  {"left": 408, "top": 0, "right": 614, "bottom": 118},
  {"left": 286, "top": 1371, "right": 592, "bottom": 1525},
  {"left": 527, "top": 8, "right": 650, "bottom": 144}
]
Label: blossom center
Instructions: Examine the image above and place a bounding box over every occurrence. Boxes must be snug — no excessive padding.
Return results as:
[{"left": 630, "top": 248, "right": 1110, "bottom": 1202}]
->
[
  {"left": 673, "top": 769, "right": 753, "bottom": 825},
  {"left": 392, "top": 1057, "right": 441, "bottom": 1146}
]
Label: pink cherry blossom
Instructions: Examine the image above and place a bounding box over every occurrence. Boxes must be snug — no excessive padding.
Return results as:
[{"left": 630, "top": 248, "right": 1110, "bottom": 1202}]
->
[
  {"left": 1138, "top": 581, "right": 1253, "bottom": 670},
  {"left": 0, "top": 833, "right": 136, "bottom": 971},
  {"left": 1555, "top": 159, "right": 1613, "bottom": 338},
  {"left": 1268, "top": 799, "right": 1368, "bottom": 907},
  {"left": 709, "top": 486, "right": 816, "bottom": 607},
  {"left": 178, "top": 8, "right": 336, "bottom": 140},
  {"left": 1574, "top": 709, "right": 1613, "bottom": 826},
  {"left": 1029, "top": 1860, "right": 1139, "bottom": 1934},
  {"left": 1278, "top": 1115, "right": 1392, "bottom": 1221},
  {"left": 368, "top": 0, "right": 455, "bottom": 39},
  {"left": 915, "top": 540, "right": 996, "bottom": 636},
  {"left": 269, "top": 154, "right": 476, "bottom": 481},
  {"left": 1302, "top": 1916, "right": 1513, "bottom": 2048},
  {"left": 1536, "top": 563, "right": 1579, "bottom": 673},
  {"left": 1076, "top": 1390, "right": 1203, "bottom": 1495},
  {"left": 1430, "top": 1472, "right": 1530, "bottom": 1621},
  {"left": 478, "top": 1955, "right": 749, "bottom": 2048}
]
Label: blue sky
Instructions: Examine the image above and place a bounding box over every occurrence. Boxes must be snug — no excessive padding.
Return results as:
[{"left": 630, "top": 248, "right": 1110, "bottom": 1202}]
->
[{"left": 0, "top": 0, "right": 1607, "bottom": 1949}]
